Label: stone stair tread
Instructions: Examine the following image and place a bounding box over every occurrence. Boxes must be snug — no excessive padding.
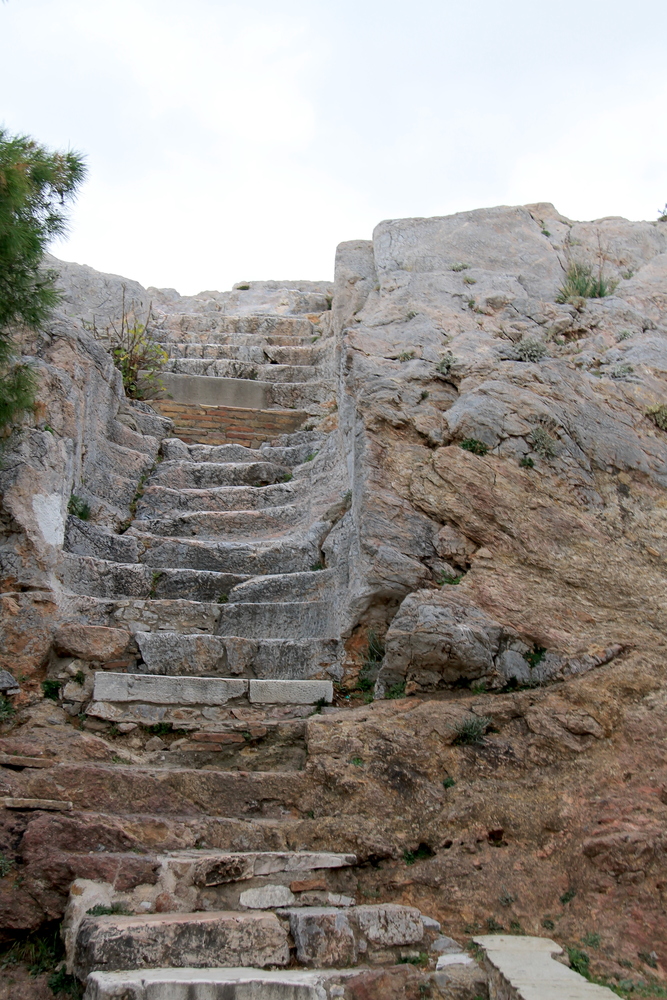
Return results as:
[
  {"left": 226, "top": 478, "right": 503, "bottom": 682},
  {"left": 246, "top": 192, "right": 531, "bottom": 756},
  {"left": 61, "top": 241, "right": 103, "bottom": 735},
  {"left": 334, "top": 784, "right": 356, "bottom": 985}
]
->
[
  {"left": 138, "top": 482, "right": 302, "bottom": 515},
  {"left": 164, "top": 360, "right": 323, "bottom": 383},
  {"left": 161, "top": 440, "right": 265, "bottom": 463},
  {"left": 59, "top": 553, "right": 247, "bottom": 602},
  {"left": 151, "top": 459, "right": 292, "bottom": 489},
  {"left": 133, "top": 506, "right": 305, "bottom": 540},
  {"left": 91, "top": 672, "right": 334, "bottom": 706}
]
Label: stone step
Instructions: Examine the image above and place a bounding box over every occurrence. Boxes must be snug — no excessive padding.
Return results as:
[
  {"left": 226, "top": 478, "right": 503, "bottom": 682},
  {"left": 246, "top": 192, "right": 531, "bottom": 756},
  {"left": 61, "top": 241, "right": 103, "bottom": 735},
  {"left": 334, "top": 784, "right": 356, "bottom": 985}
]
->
[
  {"left": 150, "top": 460, "right": 291, "bottom": 490},
  {"left": 65, "top": 519, "right": 141, "bottom": 564},
  {"left": 153, "top": 402, "right": 310, "bottom": 450},
  {"left": 65, "top": 595, "right": 225, "bottom": 635},
  {"left": 73, "top": 902, "right": 432, "bottom": 978},
  {"left": 72, "top": 910, "right": 290, "bottom": 978},
  {"left": 88, "top": 674, "right": 334, "bottom": 727},
  {"left": 134, "top": 632, "right": 342, "bottom": 680},
  {"left": 164, "top": 359, "right": 324, "bottom": 384},
  {"left": 154, "top": 313, "right": 315, "bottom": 339},
  {"left": 166, "top": 343, "right": 325, "bottom": 366},
  {"left": 135, "top": 523, "right": 328, "bottom": 575},
  {"left": 59, "top": 554, "right": 247, "bottom": 602},
  {"left": 84, "top": 967, "right": 360, "bottom": 1000},
  {"left": 157, "top": 372, "right": 332, "bottom": 415},
  {"left": 161, "top": 440, "right": 265, "bottom": 463},
  {"left": 137, "top": 482, "right": 302, "bottom": 517},
  {"left": 227, "top": 569, "right": 334, "bottom": 604},
  {"left": 134, "top": 506, "right": 305, "bottom": 540},
  {"left": 216, "top": 601, "right": 336, "bottom": 640}
]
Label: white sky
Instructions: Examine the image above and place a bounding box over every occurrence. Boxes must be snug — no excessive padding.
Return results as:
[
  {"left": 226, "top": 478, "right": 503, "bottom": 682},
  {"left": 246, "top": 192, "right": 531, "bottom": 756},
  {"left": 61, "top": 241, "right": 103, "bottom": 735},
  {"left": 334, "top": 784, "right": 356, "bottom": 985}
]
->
[{"left": 2, "top": 0, "right": 666, "bottom": 294}]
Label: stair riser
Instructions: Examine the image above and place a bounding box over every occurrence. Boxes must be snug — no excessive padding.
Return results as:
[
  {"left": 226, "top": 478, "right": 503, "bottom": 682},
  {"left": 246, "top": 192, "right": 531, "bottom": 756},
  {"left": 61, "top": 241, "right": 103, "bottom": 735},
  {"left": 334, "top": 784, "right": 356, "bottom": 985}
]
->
[
  {"left": 164, "top": 360, "right": 324, "bottom": 384},
  {"left": 151, "top": 462, "right": 291, "bottom": 490},
  {"left": 138, "top": 537, "right": 325, "bottom": 577},
  {"left": 137, "top": 484, "right": 302, "bottom": 516},
  {"left": 136, "top": 507, "right": 304, "bottom": 540},
  {"left": 60, "top": 556, "right": 245, "bottom": 602}
]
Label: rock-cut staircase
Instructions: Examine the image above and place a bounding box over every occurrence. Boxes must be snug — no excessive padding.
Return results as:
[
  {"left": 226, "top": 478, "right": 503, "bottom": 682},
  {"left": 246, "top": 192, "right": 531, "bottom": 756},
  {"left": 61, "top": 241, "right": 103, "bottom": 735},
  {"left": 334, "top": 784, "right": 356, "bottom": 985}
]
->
[{"left": 50, "top": 284, "right": 452, "bottom": 995}]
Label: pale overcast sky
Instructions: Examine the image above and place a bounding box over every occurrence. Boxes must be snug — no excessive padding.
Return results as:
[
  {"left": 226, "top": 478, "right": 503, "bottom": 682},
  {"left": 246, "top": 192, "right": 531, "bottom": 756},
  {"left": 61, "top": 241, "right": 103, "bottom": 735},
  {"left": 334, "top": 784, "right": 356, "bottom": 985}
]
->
[{"left": 2, "top": 0, "right": 666, "bottom": 293}]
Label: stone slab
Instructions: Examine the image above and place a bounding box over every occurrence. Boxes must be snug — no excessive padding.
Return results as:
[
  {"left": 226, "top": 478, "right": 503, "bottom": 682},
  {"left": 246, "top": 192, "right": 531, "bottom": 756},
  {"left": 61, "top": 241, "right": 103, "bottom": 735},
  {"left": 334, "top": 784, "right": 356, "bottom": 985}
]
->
[
  {"left": 92, "top": 672, "right": 248, "bottom": 706},
  {"left": 0, "top": 753, "right": 55, "bottom": 768},
  {"left": 4, "top": 797, "right": 72, "bottom": 811},
  {"left": 248, "top": 679, "right": 333, "bottom": 705},
  {"left": 159, "top": 372, "right": 272, "bottom": 408},
  {"left": 74, "top": 910, "right": 289, "bottom": 979},
  {"left": 473, "top": 935, "right": 619, "bottom": 1000},
  {"left": 84, "top": 968, "right": 358, "bottom": 1000}
]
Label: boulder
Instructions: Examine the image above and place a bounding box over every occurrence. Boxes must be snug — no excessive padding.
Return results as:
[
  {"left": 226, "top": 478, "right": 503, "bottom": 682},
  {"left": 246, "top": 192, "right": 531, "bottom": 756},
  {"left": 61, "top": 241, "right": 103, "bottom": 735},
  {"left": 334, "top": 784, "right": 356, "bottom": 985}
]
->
[{"left": 54, "top": 625, "right": 131, "bottom": 662}]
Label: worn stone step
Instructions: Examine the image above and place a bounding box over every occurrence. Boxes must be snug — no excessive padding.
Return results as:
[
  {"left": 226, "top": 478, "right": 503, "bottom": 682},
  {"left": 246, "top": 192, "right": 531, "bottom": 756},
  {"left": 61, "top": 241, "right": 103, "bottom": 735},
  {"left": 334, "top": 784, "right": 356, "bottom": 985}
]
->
[
  {"left": 134, "top": 506, "right": 304, "bottom": 540},
  {"left": 166, "top": 344, "right": 325, "bottom": 367},
  {"left": 157, "top": 373, "right": 331, "bottom": 415},
  {"left": 84, "top": 967, "right": 359, "bottom": 1000},
  {"left": 161, "top": 440, "right": 265, "bottom": 463},
  {"left": 227, "top": 569, "right": 334, "bottom": 604},
  {"left": 73, "top": 909, "right": 290, "bottom": 978},
  {"left": 88, "top": 674, "right": 334, "bottom": 726},
  {"left": 137, "top": 482, "right": 301, "bottom": 517},
  {"left": 215, "top": 601, "right": 336, "bottom": 640},
  {"left": 59, "top": 554, "right": 246, "bottom": 601},
  {"left": 150, "top": 460, "right": 291, "bottom": 490},
  {"left": 164, "top": 359, "right": 323, "bottom": 384},
  {"left": 135, "top": 524, "right": 328, "bottom": 575},
  {"left": 65, "top": 595, "right": 224, "bottom": 635},
  {"left": 65, "top": 519, "right": 140, "bottom": 563},
  {"left": 135, "top": 632, "right": 342, "bottom": 679},
  {"left": 154, "top": 313, "right": 315, "bottom": 340}
]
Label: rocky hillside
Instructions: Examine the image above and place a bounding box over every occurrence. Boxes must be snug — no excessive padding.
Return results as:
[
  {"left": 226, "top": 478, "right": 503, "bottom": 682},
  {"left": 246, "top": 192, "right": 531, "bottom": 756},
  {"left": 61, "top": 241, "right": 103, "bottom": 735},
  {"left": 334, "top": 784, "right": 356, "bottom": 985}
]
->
[{"left": 1, "top": 203, "right": 666, "bottom": 995}]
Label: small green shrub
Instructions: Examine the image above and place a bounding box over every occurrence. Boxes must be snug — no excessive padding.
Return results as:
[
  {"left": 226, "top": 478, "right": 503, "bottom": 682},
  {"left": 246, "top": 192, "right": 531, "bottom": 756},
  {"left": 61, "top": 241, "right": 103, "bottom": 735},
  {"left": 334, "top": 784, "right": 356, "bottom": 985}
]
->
[
  {"left": 47, "top": 967, "right": 84, "bottom": 997},
  {"left": 438, "top": 571, "right": 463, "bottom": 586},
  {"left": 617, "top": 329, "right": 633, "bottom": 341},
  {"left": 513, "top": 337, "right": 547, "bottom": 363},
  {"left": 310, "top": 561, "right": 324, "bottom": 571},
  {"left": 451, "top": 262, "right": 469, "bottom": 271},
  {"left": 91, "top": 288, "right": 167, "bottom": 401},
  {"left": 560, "top": 887, "right": 576, "bottom": 904},
  {"left": 86, "top": 903, "right": 132, "bottom": 916},
  {"left": 541, "top": 228, "right": 551, "bottom": 237},
  {"left": 0, "top": 853, "right": 14, "bottom": 877},
  {"left": 0, "top": 695, "right": 15, "bottom": 722},
  {"left": 567, "top": 946, "right": 589, "bottom": 976},
  {"left": 145, "top": 722, "right": 177, "bottom": 736},
  {"left": 583, "top": 932, "right": 601, "bottom": 949},
  {"left": 398, "top": 952, "right": 429, "bottom": 965},
  {"left": 41, "top": 679, "right": 60, "bottom": 701},
  {"left": 437, "top": 351, "right": 456, "bottom": 375},
  {"left": 658, "top": 203, "right": 667, "bottom": 223},
  {"left": 519, "top": 456, "right": 534, "bottom": 469},
  {"left": 542, "top": 918, "right": 555, "bottom": 930},
  {"left": 556, "top": 262, "right": 618, "bottom": 303},
  {"left": 486, "top": 917, "right": 504, "bottom": 933},
  {"left": 236, "top": 283, "right": 250, "bottom": 290},
  {"left": 459, "top": 438, "right": 489, "bottom": 456},
  {"left": 531, "top": 425, "right": 557, "bottom": 458},
  {"left": 68, "top": 494, "right": 91, "bottom": 520},
  {"left": 351, "top": 756, "right": 364, "bottom": 767},
  {"left": 398, "top": 350, "right": 415, "bottom": 362},
  {"left": 453, "top": 715, "right": 490, "bottom": 745},
  {"left": 646, "top": 404, "right": 667, "bottom": 430},
  {"left": 443, "top": 776, "right": 456, "bottom": 789},
  {"left": 525, "top": 646, "right": 546, "bottom": 668},
  {"left": 279, "top": 473, "right": 293, "bottom": 483},
  {"left": 385, "top": 681, "right": 406, "bottom": 699},
  {"left": 463, "top": 276, "right": 477, "bottom": 285},
  {"left": 499, "top": 889, "right": 516, "bottom": 907},
  {"left": 217, "top": 593, "right": 228, "bottom": 604},
  {"left": 304, "top": 451, "right": 317, "bottom": 461},
  {"left": 610, "top": 362, "right": 634, "bottom": 380},
  {"left": 420, "top": 390, "right": 429, "bottom": 400},
  {"left": 639, "top": 952, "right": 658, "bottom": 969}
]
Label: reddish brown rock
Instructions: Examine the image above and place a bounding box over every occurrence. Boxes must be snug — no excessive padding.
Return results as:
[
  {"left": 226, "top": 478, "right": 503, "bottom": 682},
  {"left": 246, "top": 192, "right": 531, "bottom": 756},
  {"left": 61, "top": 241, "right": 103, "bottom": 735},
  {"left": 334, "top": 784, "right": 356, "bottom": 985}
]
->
[{"left": 53, "top": 624, "right": 131, "bottom": 662}]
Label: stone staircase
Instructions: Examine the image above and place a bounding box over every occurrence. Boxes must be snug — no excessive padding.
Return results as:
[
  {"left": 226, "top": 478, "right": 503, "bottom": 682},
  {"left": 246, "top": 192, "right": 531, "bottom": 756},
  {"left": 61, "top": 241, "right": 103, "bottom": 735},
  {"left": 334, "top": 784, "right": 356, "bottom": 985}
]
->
[{"left": 47, "top": 288, "right": 451, "bottom": 993}]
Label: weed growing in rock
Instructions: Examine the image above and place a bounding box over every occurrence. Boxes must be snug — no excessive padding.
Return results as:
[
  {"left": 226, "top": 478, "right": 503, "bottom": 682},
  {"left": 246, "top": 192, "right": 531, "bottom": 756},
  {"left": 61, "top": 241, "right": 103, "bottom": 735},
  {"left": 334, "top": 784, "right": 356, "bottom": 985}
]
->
[
  {"left": 385, "top": 681, "right": 406, "bottom": 699},
  {"left": 556, "top": 262, "right": 618, "bottom": 303},
  {"left": 420, "top": 390, "right": 429, "bottom": 400},
  {"left": 304, "top": 452, "right": 318, "bottom": 461},
  {"left": 279, "top": 473, "right": 293, "bottom": 483},
  {"left": 617, "top": 330, "right": 633, "bottom": 341},
  {"left": 610, "top": 362, "right": 634, "bottom": 379},
  {"left": 86, "top": 903, "right": 132, "bottom": 916},
  {"left": 658, "top": 203, "right": 667, "bottom": 222},
  {"left": 0, "top": 921, "right": 65, "bottom": 974},
  {"left": 91, "top": 287, "right": 167, "bottom": 401},
  {"left": 236, "top": 284, "right": 250, "bottom": 290},
  {"left": 646, "top": 405, "right": 667, "bottom": 430},
  {"left": 451, "top": 262, "right": 469, "bottom": 271},
  {"left": 149, "top": 570, "right": 163, "bottom": 598},
  {"left": 499, "top": 889, "right": 516, "bottom": 907},
  {"left": 443, "top": 776, "right": 456, "bottom": 789},
  {"left": 68, "top": 494, "right": 91, "bottom": 520},
  {"left": 621, "top": 270, "right": 634, "bottom": 280},
  {"left": 639, "top": 953, "right": 659, "bottom": 970},
  {"left": 486, "top": 917, "right": 504, "bottom": 933},
  {"left": 531, "top": 426, "right": 557, "bottom": 458},
  {"left": 436, "top": 351, "right": 456, "bottom": 376},
  {"left": 399, "top": 952, "right": 429, "bottom": 965},
  {"left": 398, "top": 350, "right": 415, "bottom": 362},
  {"left": 525, "top": 646, "right": 546, "bottom": 668},
  {"left": 0, "top": 853, "right": 14, "bottom": 877},
  {"left": 519, "top": 456, "right": 534, "bottom": 468},
  {"left": 542, "top": 918, "right": 555, "bottom": 930},
  {"left": 217, "top": 593, "right": 228, "bottom": 604},
  {"left": 542, "top": 228, "right": 551, "bottom": 237},
  {"left": 351, "top": 756, "right": 364, "bottom": 766},
  {"left": 74, "top": 669, "right": 85, "bottom": 685},
  {"left": 145, "top": 722, "right": 183, "bottom": 736},
  {"left": 560, "top": 887, "right": 576, "bottom": 904},
  {"left": 0, "top": 695, "right": 16, "bottom": 722},
  {"left": 403, "top": 845, "right": 433, "bottom": 866},
  {"left": 453, "top": 715, "right": 490, "bottom": 745},
  {"left": 512, "top": 337, "right": 547, "bottom": 363},
  {"left": 459, "top": 438, "right": 489, "bottom": 456},
  {"left": 567, "top": 946, "right": 590, "bottom": 976},
  {"left": 310, "top": 561, "right": 324, "bottom": 571},
  {"left": 48, "top": 967, "right": 84, "bottom": 997},
  {"left": 463, "top": 276, "right": 477, "bottom": 285},
  {"left": 438, "top": 571, "right": 463, "bottom": 586},
  {"left": 41, "top": 679, "right": 60, "bottom": 701},
  {"left": 583, "top": 933, "right": 601, "bottom": 949}
]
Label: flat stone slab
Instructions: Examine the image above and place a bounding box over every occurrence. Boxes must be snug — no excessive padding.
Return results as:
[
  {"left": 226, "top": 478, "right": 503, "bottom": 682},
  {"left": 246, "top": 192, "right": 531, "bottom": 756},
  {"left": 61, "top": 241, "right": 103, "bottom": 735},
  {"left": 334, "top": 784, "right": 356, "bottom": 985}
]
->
[
  {"left": 0, "top": 753, "right": 55, "bottom": 768},
  {"left": 4, "top": 797, "right": 72, "bottom": 811},
  {"left": 85, "top": 967, "right": 359, "bottom": 1000},
  {"left": 92, "top": 673, "right": 248, "bottom": 706},
  {"left": 473, "top": 935, "right": 620, "bottom": 1000},
  {"left": 163, "top": 850, "right": 357, "bottom": 887},
  {"left": 74, "top": 910, "right": 289, "bottom": 979},
  {"left": 248, "top": 679, "right": 333, "bottom": 705}
]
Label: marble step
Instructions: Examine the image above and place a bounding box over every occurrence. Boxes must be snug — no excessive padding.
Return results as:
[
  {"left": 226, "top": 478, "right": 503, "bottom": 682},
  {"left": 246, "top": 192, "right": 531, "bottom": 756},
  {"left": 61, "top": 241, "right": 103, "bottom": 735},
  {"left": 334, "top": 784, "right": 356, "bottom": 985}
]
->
[
  {"left": 85, "top": 966, "right": 360, "bottom": 1000},
  {"left": 72, "top": 910, "right": 291, "bottom": 978},
  {"left": 134, "top": 631, "right": 342, "bottom": 680},
  {"left": 133, "top": 506, "right": 305, "bottom": 540},
  {"left": 73, "top": 903, "right": 432, "bottom": 978},
  {"left": 160, "top": 440, "right": 265, "bottom": 463},
  {"left": 135, "top": 524, "right": 328, "bottom": 575},
  {"left": 164, "top": 359, "right": 323, "bottom": 384},
  {"left": 150, "top": 460, "right": 292, "bottom": 490},
  {"left": 217, "top": 601, "right": 336, "bottom": 640},
  {"left": 137, "top": 482, "right": 302, "bottom": 517},
  {"left": 227, "top": 569, "right": 334, "bottom": 604},
  {"left": 59, "top": 553, "right": 247, "bottom": 602},
  {"left": 154, "top": 313, "right": 315, "bottom": 339},
  {"left": 166, "top": 343, "right": 325, "bottom": 366},
  {"left": 158, "top": 372, "right": 332, "bottom": 415}
]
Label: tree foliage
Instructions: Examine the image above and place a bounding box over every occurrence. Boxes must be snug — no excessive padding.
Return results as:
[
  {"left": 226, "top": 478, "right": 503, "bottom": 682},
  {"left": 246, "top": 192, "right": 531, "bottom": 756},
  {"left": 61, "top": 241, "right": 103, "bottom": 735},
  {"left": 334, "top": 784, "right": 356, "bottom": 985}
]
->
[{"left": 0, "top": 128, "right": 86, "bottom": 431}]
